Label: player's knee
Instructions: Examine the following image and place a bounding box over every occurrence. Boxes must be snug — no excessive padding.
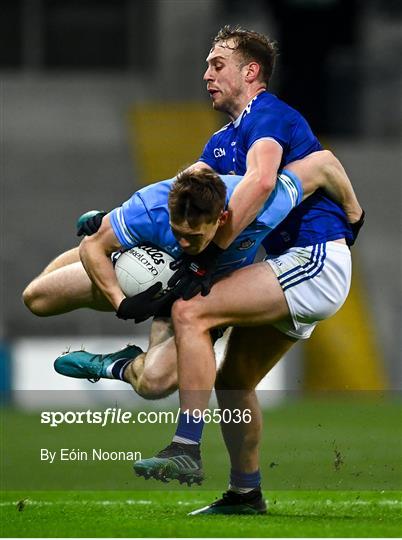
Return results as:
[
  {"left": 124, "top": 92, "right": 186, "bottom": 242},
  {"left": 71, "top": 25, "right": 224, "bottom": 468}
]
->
[
  {"left": 171, "top": 298, "right": 193, "bottom": 326},
  {"left": 22, "top": 283, "right": 50, "bottom": 317},
  {"left": 172, "top": 298, "right": 208, "bottom": 332},
  {"left": 215, "top": 369, "right": 231, "bottom": 390},
  {"left": 216, "top": 368, "right": 241, "bottom": 391},
  {"left": 172, "top": 300, "right": 198, "bottom": 328},
  {"left": 215, "top": 366, "right": 254, "bottom": 392}
]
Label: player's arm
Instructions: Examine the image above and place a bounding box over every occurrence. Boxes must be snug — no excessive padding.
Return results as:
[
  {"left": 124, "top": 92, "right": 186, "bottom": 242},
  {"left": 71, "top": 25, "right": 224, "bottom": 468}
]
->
[
  {"left": 285, "top": 150, "right": 363, "bottom": 223},
  {"left": 183, "top": 161, "right": 214, "bottom": 173},
  {"left": 213, "top": 139, "right": 282, "bottom": 249},
  {"left": 284, "top": 150, "right": 364, "bottom": 244},
  {"left": 167, "top": 140, "right": 282, "bottom": 299},
  {"left": 80, "top": 210, "right": 176, "bottom": 321},
  {"left": 79, "top": 215, "right": 125, "bottom": 311}
]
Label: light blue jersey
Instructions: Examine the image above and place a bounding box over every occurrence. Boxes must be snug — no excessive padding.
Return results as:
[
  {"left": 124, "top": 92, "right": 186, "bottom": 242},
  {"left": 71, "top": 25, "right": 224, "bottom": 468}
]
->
[{"left": 109, "top": 172, "right": 302, "bottom": 275}]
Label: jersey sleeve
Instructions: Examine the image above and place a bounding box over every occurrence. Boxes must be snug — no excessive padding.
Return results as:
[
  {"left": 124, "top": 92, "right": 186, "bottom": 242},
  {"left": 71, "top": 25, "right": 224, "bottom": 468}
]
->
[
  {"left": 198, "top": 134, "right": 219, "bottom": 170},
  {"left": 256, "top": 170, "right": 303, "bottom": 231},
  {"left": 109, "top": 193, "right": 154, "bottom": 249}
]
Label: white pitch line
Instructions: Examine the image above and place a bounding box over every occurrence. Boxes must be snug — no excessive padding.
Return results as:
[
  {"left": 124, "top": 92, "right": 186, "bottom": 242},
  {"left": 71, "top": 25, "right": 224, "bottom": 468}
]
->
[
  {"left": 1, "top": 499, "right": 401, "bottom": 508},
  {"left": 0, "top": 500, "right": 153, "bottom": 507},
  {"left": 177, "top": 500, "right": 206, "bottom": 506},
  {"left": 321, "top": 499, "right": 402, "bottom": 507}
]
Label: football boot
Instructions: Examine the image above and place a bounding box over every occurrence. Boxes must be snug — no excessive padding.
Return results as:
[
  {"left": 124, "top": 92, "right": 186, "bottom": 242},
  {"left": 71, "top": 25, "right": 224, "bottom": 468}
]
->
[
  {"left": 188, "top": 488, "right": 267, "bottom": 515},
  {"left": 134, "top": 442, "right": 204, "bottom": 486},
  {"left": 54, "top": 344, "right": 142, "bottom": 383}
]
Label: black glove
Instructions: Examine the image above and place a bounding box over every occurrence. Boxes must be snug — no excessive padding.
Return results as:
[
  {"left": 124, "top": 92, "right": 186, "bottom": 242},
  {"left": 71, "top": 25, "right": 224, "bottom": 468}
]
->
[
  {"left": 76, "top": 211, "right": 107, "bottom": 237},
  {"left": 347, "top": 210, "right": 365, "bottom": 246},
  {"left": 116, "top": 282, "right": 177, "bottom": 323},
  {"left": 167, "top": 241, "right": 224, "bottom": 301}
]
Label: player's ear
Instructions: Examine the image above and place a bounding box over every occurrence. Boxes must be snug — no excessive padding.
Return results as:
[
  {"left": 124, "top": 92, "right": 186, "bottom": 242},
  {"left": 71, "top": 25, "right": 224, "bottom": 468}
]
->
[
  {"left": 218, "top": 210, "right": 229, "bottom": 226},
  {"left": 244, "top": 62, "right": 260, "bottom": 83}
]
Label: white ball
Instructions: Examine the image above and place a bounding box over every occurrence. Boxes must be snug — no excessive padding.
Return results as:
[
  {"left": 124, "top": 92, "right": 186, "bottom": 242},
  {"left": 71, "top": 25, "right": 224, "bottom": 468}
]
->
[{"left": 115, "top": 245, "right": 175, "bottom": 297}]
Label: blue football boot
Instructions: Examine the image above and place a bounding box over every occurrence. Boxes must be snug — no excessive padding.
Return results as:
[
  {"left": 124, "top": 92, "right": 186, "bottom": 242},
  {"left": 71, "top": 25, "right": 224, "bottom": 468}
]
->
[
  {"left": 54, "top": 344, "right": 143, "bottom": 383},
  {"left": 134, "top": 442, "right": 204, "bottom": 486}
]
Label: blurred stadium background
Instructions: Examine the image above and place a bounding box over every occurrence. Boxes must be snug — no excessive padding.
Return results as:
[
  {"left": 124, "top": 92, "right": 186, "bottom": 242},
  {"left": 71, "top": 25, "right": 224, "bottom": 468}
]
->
[{"left": 1, "top": 0, "right": 401, "bottom": 402}]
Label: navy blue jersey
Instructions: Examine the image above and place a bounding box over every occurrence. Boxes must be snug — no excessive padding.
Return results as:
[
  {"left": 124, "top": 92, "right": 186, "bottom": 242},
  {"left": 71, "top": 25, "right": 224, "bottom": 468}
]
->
[
  {"left": 109, "top": 172, "right": 302, "bottom": 276},
  {"left": 199, "top": 91, "right": 353, "bottom": 252}
]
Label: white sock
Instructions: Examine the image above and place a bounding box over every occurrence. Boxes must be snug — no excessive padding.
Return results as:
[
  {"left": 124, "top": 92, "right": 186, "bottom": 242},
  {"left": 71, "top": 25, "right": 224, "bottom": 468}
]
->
[
  {"left": 229, "top": 484, "right": 255, "bottom": 494},
  {"left": 172, "top": 435, "right": 199, "bottom": 445}
]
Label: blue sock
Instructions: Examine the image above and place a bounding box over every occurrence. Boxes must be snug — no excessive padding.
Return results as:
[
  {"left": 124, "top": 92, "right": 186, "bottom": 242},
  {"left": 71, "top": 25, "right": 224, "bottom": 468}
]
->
[
  {"left": 229, "top": 469, "right": 261, "bottom": 493},
  {"left": 173, "top": 412, "right": 204, "bottom": 444},
  {"left": 110, "top": 358, "right": 132, "bottom": 381}
]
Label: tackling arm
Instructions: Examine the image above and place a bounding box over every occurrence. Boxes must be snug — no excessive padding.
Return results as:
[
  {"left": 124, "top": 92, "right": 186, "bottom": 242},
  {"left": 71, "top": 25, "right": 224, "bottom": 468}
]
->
[
  {"left": 166, "top": 141, "right": 282, "bottom": 300},
  {"left": 213, "top": 139, "right": 282, "bottom": 249}
]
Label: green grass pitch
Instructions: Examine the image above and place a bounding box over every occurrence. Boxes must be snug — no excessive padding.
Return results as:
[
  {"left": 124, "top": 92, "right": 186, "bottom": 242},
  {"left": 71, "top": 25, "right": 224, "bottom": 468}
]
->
[
  {"left": 2, "top": 490, "right": 401, "bottom": 537},
  {"left": 1, "top": 396, "right": 401, "bottom": 537}
]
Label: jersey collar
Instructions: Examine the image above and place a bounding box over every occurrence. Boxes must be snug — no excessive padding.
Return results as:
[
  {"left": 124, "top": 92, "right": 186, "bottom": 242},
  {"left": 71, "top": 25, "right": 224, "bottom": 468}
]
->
[{"left": 232, "top": 90, "right": 267, "bottom": 127}]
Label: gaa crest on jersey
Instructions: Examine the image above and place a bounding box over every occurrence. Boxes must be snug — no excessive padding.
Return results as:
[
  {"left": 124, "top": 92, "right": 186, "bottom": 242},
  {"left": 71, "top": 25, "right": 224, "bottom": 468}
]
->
[{"left": 237, "top": 238, "right": 256, "bottom": 251}]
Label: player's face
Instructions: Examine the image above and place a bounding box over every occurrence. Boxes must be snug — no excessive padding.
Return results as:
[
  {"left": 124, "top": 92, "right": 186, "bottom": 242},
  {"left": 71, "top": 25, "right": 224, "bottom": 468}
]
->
[
  {"left": 204, "top": 40, "right": 248, "bottom": 119},
  {"left": 170, "top": 215, "right": 223, "bottom": 255}
]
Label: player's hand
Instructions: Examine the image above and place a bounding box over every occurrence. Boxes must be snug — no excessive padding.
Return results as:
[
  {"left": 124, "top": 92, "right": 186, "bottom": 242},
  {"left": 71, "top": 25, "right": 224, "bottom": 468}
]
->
[
  {"left": 116, "top": 282, "right": 176, "bottom": 323},
  {"left": 76, "top": 211, "right": 107, "bottom": 237},
  {"left": 347, "top": 210, "right": 365, "bottom": 246},
  {"left": 168, "top": 242, "right": 224, "bottom": 300}
]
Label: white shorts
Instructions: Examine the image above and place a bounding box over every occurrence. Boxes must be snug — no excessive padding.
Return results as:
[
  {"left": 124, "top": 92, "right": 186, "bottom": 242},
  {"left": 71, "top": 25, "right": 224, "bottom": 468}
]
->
[{"left": 265, "top": 242, "right": 352, "bottom": 340}]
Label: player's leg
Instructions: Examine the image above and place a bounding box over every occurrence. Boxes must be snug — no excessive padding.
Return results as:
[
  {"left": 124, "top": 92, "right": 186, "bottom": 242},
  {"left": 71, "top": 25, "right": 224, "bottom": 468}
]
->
[
  {"left": 133, "top": 266, "right": 288, "bottom": 486},
  {"left": 287, "top": 149, "right": 362, "bottom": 223},
  {"left": 40, "top": 247, "right": 81, "bottom": 275},
  {"left": 54, "top": 315, "right": 179, "bottom": 397},
  {"left": 124, "top": 317, "right": 178, "bottom": 399},
  {"left": 188, "top": 239, "right": 351, "bottom": 511},
  {"left": 23, "top": 247, "right": 80, "bottom": 314},
  {"left": 211, "top": 241, "right": 351, "bottom": 497},
  {"left": 129, "top": 326, "right": 227, "bottom": 399},
  {"left": 135, "top": 242, "right": 351, "bottom": 486},
  {"left": 23, "top": 257, "right": 112, "bottom": 316},
  {"left": 26, "top": 246, "right": 177, "bottom": 396},
  {"left": 216, "top": 325, "right": 296, "bottom": 473},
  {"left": 189, "top": 325, "right": 296, "bottom": 515},
  {"left": 172, "top": 262, "right": 291, "bottom": 415}
]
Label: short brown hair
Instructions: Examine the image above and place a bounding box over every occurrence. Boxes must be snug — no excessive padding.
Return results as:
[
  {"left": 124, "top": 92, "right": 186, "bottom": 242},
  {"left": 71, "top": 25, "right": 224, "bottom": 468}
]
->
[
  {"left": 212, "top": 25, "right": 277, "bottom": 86},
  {"left": 168, "top": 168, "right": 227, "bottom": 227}
]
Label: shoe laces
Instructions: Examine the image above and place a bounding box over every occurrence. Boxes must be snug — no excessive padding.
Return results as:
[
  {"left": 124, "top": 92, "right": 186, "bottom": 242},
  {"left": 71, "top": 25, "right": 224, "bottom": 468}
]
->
[
  {"left": 157, "top": 442, "right": 186, "bottom": 458},
  {"left": 157, "top": 442, "right": 200, "bottom": 460},
  {"left": 220, "top": 489, "right": 260, "bottom": 503},
  {"left": 221, "top": 490, "right": 242, "bottom": 503},
  {"left": 87, "top": 354, "right": 104, "bottom": 383}
]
